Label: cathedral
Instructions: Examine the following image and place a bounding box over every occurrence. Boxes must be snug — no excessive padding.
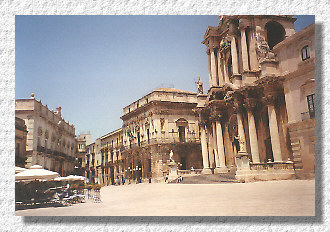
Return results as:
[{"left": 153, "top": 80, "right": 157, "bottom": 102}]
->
[{"left": 197, "top": 15, "right": 315, "bottom": 181}]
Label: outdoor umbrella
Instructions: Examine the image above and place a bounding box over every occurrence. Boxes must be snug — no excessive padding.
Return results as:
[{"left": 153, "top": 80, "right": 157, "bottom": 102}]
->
[
  {"left": 15, "top": 166, "right": 28, "bottom": 174},
  {"left": 65, "top": 175, "right": 85, "bottom": 181},
  {"left": 15, "top": 165, "right": 60, "bottom": 181},
  {"left": 54, "top": 176, "right": 69, "bottom": 181}
]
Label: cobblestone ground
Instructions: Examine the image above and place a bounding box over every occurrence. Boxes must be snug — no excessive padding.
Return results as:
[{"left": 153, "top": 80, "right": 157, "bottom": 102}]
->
[{"left": 15, "top": 179, "right": 315, "bottom": 216}]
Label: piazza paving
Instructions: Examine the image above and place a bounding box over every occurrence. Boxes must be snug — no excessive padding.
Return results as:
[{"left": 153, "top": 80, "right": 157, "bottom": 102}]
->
[{"left": 16, "top": 179, "right": 315, "bottom": 216}]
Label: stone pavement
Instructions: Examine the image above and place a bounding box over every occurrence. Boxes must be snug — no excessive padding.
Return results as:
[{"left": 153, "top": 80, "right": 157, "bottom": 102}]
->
[{"left": 15, "top": 179, "right": 315, "bottom": 216}]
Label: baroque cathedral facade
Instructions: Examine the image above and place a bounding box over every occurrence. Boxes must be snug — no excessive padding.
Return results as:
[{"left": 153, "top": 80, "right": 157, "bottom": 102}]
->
[{"left": 197, "top": 15, "right": 315, "bottom": 181}]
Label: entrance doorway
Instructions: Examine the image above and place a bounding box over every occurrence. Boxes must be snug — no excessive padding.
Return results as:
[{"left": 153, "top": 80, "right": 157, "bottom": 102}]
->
[
  {"left": 180, "top": 157, "right": 186, "bottom": 170},
  {"left": 178, "top": 126, "right": 185, "bottom": 142}
]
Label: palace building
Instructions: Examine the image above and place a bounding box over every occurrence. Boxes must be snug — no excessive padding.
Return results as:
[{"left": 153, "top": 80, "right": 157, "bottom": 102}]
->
[
  {"left": 197, "top": 15, "right": 315, "bottom": 181},
  {"left": 120, "top": 88, "right": 202, "bottom": 181},
  {"left": 15, "top": 94, "right": 77, "bottom": 176}
]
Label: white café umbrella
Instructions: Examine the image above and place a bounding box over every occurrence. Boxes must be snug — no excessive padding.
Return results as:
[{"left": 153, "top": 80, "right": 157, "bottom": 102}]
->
[
  {"left": 15, "top": 166, "right": 28, "bottom": 174},
  {"left": 54, "top": 176, "right": 69, "bottom": 181},
  {"left": 65, "top": 175, "right": 85, "bottom": 181},
  {"left": 15, "top": 165, "right": 60, "bottom": 181}
]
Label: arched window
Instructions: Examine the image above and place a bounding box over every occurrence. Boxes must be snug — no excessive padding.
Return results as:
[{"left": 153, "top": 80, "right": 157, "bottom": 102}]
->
[
  {"left": 265, "top": 21, "right": 286, "bottom": 50},
  {"left": 301, "top": 45, "right": 310, "bottom": 61}
]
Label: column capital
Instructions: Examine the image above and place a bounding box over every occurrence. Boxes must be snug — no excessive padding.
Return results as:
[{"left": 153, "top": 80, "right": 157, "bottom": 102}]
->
[
  {"left": 238, "top": 17, "right": 251, "bottom": 30},
  {"left": 262, "top": 94, "right": 277, "bottom": 106},
  {"left": 244, "top": 98, "right": 258, "bottom": 111},
  {"left": 206, "top": 48, "right": 211, "bottom": 55},
  {"left": 199, "top": 120, "right": 208, "bottom": 128},
  {"left": 210, "top": 111, "right": 225, "bottom": 123},
  {"left": 233, "top": 97, "right": 244, "bottom": 114},
  {"left": 228, "top": 21, "right": 238, "bottom": 36}
]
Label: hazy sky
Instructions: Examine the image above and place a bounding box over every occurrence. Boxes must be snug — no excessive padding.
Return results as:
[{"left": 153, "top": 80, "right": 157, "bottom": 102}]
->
[{"left": 15, "top": 15, "right": 315, "bottom": 141}]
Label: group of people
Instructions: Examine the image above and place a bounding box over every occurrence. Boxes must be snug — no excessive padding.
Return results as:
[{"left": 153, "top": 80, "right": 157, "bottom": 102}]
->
[
  {"left": 164, "top": 174, "right": 183, "bottom": 183},
  {"left": 176, "top": 176, "right": 183, "bottom": 183},
  {"left": 114, "top": 176, "right": 125, "bottom": 186},
  {"left": 114, "top": 175, "right": 144, "bottom": 185}
]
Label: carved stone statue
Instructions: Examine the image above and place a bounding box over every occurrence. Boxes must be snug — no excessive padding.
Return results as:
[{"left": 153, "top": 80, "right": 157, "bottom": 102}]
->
[
  {"left": 169, "top": 150, "right": 174, "bottom": 162},
  {"left": 255, "top": 26, "right": 276, "bottom": 62},
  {"left": 195, "top": 76, "right": 203, "bottom": 94},
  {"left": 224, "top": 90, "right": 233, "bottom": 101},
  {"left": 238, "top": 136, "right": 246, "bottom": 152}
]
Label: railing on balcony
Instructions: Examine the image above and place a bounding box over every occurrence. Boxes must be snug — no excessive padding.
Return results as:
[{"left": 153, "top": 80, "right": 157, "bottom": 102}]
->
[
  {"left": 123, "top": 137, "right": 200, "bottom": 151},
  {"left": 301, "top": 111, "right": 315, "bottom": 121}
]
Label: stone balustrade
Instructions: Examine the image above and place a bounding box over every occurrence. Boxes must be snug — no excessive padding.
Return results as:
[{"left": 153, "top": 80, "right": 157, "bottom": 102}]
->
[
  {"left": 250, "top": 162, "right": 294, "bottom": 170},
  {"left": 177, "top": 169, "right": 203, "bottom": 176}
]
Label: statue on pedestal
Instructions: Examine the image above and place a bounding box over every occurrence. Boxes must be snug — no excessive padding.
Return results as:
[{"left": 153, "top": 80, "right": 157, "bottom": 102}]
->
[
  {"left": 238, "top": 136, "right": 246, "bottom": 153},
  {"left": 169, "top": 150, "right": 174, "bottom": 162},
  {"left": 195, "top": 76, "right": 203, "bottom": 94}
]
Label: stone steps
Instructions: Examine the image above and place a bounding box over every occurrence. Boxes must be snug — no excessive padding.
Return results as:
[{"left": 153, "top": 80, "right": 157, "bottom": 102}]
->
[{"left": 169, "top": 173, "right": 238, "bottom": 184}]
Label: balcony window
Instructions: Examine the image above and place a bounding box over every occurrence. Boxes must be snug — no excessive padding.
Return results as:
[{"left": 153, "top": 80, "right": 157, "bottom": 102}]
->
[
  {"left": 301, "top": 45, "right": 310, "bottom": 61},
  {"left": 307, "top": 94, "right": 315, "bottom": 119}
]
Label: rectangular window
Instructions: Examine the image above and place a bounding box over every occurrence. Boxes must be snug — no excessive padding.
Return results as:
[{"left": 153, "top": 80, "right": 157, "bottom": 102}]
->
[
  {"left": 302, "top": 45, "right": 310, "bottom": 61},
  {"left": 307, "top": 94, "right": 315, "bottom": 119}
]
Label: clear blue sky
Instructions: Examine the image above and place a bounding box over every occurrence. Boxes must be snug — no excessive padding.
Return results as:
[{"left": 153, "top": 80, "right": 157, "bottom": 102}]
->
[{"left": 15, "top": 15, "right": 315, "bottom": 141}]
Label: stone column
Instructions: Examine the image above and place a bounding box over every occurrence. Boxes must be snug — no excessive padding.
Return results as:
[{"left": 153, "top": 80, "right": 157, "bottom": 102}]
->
[
  {"left": 231, "top": 36, "right": 239, "bottom": 75},
  {"left": 210, "top": 48, "right": 218, "bottom": 86},
  {"left": 235, "top": 104, "right": 247, "bottom": 152},
  {"left": 246, "top": 99, "right": 260, "bottom": 163},
  {"left": 266, "top": 95, "right": 283, "bottom": 162},
  {"left": 212, "top": 121, "right": 220, "bottom": 168},
  {"left": 240, "top": 28, "right": 250, "bottom": 72},
  {"left": 215, "top": 119, "right": 227, "bottom": 172},
  {"left": 208, "top": 127, "right": 215, "bottom": 168},
  {"left": 223, "top": 122, "right": 235, "bottom": 166},
  {"left": 218, "top": 51, "right": 224, "bottom": 85},
  {"left": 200, "top": 124, "right": 212, "bottom": 174},
  {"left": 207, "top": 49, "right": 213, "bottom": 88}
]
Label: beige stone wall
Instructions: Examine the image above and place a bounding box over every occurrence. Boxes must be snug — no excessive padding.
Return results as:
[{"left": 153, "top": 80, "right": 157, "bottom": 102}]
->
[{"left": 15, "top": 98, "right": 76, "bottom": 174}]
